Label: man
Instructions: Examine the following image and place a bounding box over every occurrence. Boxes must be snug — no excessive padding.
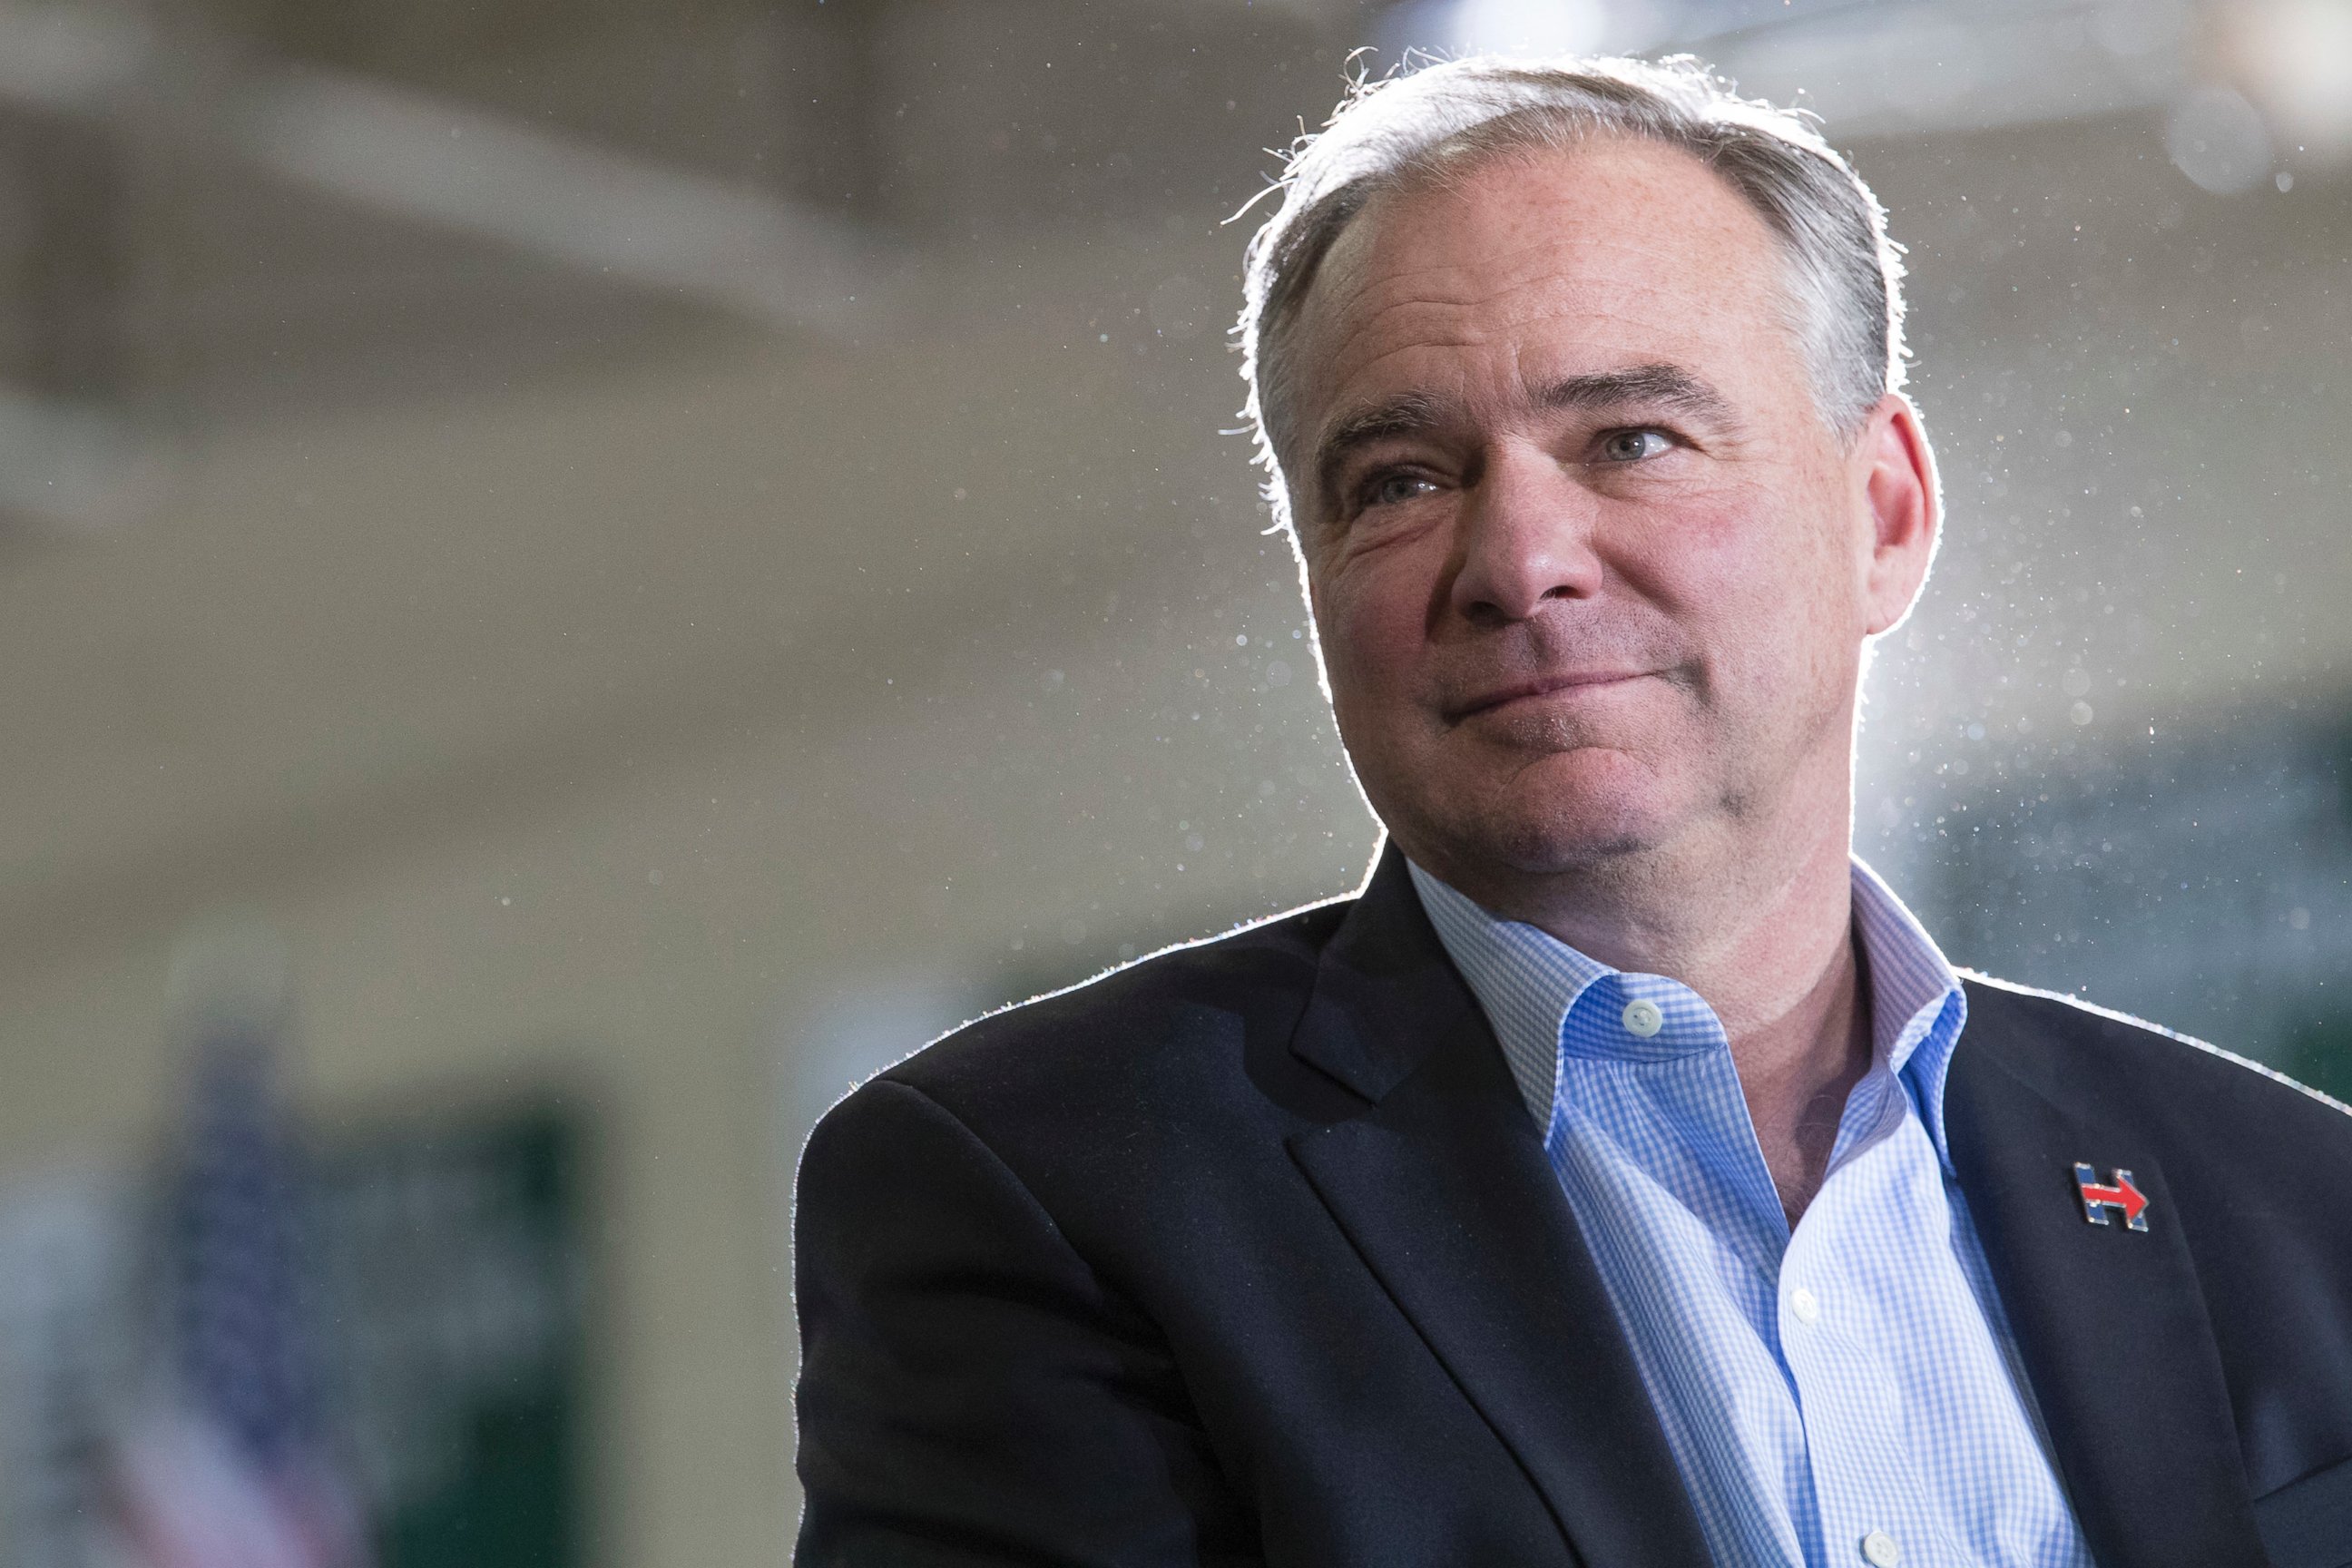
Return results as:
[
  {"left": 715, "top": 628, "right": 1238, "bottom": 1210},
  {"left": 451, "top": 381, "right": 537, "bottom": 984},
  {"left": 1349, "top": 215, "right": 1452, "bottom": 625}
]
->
[{"left": 793, "top": 55, "right": 2352, "bottom": 1567}]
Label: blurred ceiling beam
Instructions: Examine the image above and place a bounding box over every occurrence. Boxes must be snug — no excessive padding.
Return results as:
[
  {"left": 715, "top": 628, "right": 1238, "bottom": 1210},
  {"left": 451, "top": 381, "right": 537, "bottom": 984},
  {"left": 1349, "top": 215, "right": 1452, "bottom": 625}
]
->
[
  {"left": 0, "top": 387, "right": 166, "bottom": 534},
  {"left": 1697, "top": 0, "right": 2187, "bottom": 140},
  {"left": 0, "top": 2, "right": 900, "bottom": 344},
  {"left": 1382, "top": 0, "right": 2213, "bottom": 142},
  {"left": 233, "top": 71, "right": 897, "bottom": 342},
  {"left": 0, "top": 9, "right": 161, "bottom": 532},
  {"left": 0, "top": 3, "right": 143, "bottom": 113}
]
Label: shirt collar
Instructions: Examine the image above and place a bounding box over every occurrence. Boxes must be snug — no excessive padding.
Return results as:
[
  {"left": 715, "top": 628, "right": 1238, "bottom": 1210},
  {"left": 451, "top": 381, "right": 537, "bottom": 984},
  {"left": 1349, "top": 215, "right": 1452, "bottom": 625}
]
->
[{"left": 1406, "top": 856, "right": 1969, "bottom": 1170}]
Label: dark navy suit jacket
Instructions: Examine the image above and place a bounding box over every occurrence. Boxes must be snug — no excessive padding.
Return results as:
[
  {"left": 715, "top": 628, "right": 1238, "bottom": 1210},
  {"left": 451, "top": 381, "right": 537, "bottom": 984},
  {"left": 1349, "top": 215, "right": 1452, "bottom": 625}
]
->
[{"left": 793, "top": 848, "right": 2352, "bottom": 1566}]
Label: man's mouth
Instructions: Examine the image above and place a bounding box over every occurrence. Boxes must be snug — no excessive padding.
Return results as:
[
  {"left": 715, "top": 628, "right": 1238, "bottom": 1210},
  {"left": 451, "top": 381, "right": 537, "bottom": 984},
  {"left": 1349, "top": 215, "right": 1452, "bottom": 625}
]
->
[{"left": 1446, "top": 670, "right": 1653, "bottom": 723}]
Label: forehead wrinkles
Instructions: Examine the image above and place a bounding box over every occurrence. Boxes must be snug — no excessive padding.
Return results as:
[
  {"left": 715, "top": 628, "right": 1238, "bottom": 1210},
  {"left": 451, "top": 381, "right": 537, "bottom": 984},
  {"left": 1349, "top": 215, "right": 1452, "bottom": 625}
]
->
[
  {"left": 1288, "top": 148, "right": 1793, "bottom": 443},
  {"left": 1298, "top": 266, "right": 1779, "bottom": 482},
  {"left": 1313, "top": 272, "right": 1700, "bottom": 410}
]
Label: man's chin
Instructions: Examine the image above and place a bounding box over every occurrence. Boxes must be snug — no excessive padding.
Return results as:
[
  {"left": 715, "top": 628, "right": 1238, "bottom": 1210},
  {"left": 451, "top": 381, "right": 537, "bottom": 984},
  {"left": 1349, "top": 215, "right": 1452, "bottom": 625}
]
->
[
  {"left": 1465, "top": 751, "right": 1683, "bottom": 863},
  {"left": 1468, "top": 808, "right": 1667, "bottom": 877},
  {"left": 1406, "top": 788, "right": 1684, "bottom": 881},
  {"left": 1362, "top": 743, "right": 1700, "bottom": 879}
]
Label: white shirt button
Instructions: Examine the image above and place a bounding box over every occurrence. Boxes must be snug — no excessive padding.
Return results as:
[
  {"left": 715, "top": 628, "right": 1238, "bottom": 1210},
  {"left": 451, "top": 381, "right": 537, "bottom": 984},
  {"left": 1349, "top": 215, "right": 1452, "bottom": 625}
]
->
[
  {"left": 1621, "top": 998, "right": 1663, "bottom": 1037},
  {"left": 1861, "top": 1529, "right": 1901, "bottom": 1566},
  {"left": 1788, "top": 1286, "right": 1821, "bottom": 1324}
]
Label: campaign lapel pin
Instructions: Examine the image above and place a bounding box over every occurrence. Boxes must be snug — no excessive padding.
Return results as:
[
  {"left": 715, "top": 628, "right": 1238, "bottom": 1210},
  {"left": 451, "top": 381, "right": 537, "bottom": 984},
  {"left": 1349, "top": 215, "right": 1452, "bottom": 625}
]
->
[{"left": 2073, "top": 1162, "right": 2151, "bottom": 1231}]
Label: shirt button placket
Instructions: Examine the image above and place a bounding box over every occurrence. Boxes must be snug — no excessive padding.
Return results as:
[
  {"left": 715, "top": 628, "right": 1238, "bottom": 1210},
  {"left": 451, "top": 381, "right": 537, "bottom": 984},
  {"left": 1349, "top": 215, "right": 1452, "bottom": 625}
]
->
[{"left": 1860, "top": 1529, "right": 1902, "bottom": 1566}]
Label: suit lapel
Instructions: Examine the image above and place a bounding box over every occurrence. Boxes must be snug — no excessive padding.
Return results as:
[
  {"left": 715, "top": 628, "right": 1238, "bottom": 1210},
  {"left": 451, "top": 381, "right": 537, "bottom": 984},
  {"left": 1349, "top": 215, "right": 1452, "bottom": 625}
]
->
[
  {"left": 1947, "top": 982, "right": 2269, "bottom": 1568},
  {"left": 1287, "top": 848, "right": 1706, "bottom": 1568}
]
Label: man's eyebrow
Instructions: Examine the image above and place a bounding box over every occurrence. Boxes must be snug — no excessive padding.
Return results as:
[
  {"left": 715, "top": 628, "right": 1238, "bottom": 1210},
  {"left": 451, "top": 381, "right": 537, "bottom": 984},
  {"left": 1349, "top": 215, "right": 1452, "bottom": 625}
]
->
[
  {"left": 1317, "top": 361, "right": 1740, "bottom": 514},
  {"left": 1537, "top": 362, "right": 1736, "bottom": 424},
  {"left": 1312, "top": 390, "right": 1453, "bottom": 499},
  {"left": 1311, "top": 364, "right": 1740, "bottom": 500}
]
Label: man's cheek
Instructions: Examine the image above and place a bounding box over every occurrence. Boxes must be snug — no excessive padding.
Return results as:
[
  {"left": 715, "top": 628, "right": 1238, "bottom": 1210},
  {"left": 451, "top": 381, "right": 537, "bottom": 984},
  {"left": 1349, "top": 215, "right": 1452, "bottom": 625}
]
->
[{"left": 1322, "top": 590, "right": 1403, "bottom": 686}]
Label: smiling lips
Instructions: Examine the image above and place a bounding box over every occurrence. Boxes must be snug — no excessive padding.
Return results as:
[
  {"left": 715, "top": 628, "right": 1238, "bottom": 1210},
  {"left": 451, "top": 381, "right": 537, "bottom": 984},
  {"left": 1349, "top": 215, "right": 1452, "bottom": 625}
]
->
[{"left": 1446, "top": 670, "right": 1654, "bottom": 722}]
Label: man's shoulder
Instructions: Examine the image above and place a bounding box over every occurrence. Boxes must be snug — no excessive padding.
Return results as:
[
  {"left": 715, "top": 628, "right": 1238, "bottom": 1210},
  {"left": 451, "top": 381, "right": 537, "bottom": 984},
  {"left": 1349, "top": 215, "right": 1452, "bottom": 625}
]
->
[
  {"left": 861, "top": 892, "right": 1358, "bottom": 1124},
  {"left": 1959, "top": 970, "right": 2352, "bottom": 1149}
]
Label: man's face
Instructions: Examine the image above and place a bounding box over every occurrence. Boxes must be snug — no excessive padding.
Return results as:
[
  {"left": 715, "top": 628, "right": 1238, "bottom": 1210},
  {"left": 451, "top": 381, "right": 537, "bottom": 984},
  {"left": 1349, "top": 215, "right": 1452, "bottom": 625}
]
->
[{"left": 1288, "top": 138, "right": 1926, "bottom": 890}]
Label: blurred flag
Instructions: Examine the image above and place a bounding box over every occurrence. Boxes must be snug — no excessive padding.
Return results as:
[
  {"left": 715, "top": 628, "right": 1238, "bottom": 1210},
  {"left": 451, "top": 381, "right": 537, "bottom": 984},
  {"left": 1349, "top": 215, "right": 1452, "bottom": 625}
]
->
[{"left": 109, "top": 977, "right": 368, "bottom": 1568}]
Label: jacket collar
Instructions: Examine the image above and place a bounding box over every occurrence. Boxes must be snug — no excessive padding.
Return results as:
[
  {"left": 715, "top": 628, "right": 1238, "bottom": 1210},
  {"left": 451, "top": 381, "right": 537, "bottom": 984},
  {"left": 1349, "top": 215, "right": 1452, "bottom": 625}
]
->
[
  {"left": 1285, "top": 841, "right": 1710, "bottom": 1566},
  {"left": 1287, "top": 843, "right": 1477, "bottom": 1103},
  {"left": 1947, "top": 978, "right": 2269, "bottom": 1568}
]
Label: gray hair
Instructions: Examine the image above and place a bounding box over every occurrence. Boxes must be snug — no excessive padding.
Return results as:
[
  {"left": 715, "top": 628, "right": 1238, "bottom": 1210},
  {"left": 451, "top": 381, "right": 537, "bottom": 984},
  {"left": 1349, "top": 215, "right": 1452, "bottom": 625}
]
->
[{"left": 1236, "top": 54, "right": 1908, "bottom": 532}]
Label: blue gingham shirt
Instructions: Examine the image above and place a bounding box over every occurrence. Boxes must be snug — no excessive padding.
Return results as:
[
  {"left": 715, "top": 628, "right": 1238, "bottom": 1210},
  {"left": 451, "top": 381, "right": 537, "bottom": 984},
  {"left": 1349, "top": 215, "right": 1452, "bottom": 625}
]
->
[{"left": 1409, "top": 858, "right": 2094, "bottom": 1568}]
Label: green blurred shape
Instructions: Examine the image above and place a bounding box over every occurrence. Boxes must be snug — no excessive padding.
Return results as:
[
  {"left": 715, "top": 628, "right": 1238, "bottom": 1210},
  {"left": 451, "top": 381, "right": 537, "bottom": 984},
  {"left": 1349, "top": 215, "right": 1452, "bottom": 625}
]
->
[
  {"left": 380, "top": 1385, "right": 577, "bottom": 1568},
  {"left": 2283, "top": 1012, "right": 2352, "bottom": 1105},
  {"left": 323, "top": 1110, "right": 589, "bottom": 1568}
]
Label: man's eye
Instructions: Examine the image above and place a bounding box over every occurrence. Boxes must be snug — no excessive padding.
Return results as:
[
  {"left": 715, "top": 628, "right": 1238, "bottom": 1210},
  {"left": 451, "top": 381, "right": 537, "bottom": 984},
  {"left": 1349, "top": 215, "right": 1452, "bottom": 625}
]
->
[
  {"left": 1599, "top": 428, "right": 1673, "bottom": 463},
  {"left": 1363, "top": 472, "right": 1438, "bottom": 508}
]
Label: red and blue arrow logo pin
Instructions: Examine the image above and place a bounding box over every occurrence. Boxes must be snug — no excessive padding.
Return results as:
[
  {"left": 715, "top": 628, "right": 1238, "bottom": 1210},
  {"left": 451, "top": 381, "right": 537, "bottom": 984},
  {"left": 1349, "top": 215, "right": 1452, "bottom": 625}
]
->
[{"left": 2073, "top": 1162, "right": 2150, "bottom": 1231}]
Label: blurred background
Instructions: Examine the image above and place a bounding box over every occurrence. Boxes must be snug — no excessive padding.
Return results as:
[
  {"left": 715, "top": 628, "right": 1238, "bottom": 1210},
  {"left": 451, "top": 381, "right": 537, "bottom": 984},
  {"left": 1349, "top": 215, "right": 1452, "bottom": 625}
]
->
[{"left": 0, "top": 0, "right": 2345, "bottom": 1562}]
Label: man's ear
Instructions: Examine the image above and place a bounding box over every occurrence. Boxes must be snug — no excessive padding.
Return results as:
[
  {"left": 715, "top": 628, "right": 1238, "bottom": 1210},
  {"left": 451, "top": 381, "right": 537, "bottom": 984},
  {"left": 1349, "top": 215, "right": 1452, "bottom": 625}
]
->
[{"left": 1857, "top": 393, "right": 1940, "bottom": 636}]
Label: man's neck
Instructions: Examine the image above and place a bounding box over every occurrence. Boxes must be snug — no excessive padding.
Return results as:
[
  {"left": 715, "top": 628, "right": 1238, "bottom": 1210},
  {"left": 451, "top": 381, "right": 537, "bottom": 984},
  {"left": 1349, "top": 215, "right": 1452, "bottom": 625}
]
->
[{"left": 1412, "top": 795, "right": 1871, "bottom": 1223}]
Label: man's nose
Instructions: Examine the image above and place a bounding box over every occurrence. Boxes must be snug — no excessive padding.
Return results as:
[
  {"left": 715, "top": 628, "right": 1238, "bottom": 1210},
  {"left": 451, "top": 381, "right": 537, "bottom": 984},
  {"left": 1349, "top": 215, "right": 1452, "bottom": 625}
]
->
[{"left": 1446, "top": 446, "right": 1603, "bottom": 626}]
